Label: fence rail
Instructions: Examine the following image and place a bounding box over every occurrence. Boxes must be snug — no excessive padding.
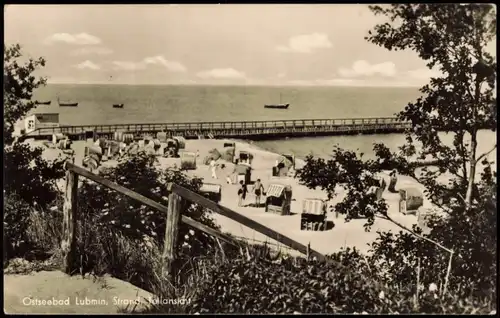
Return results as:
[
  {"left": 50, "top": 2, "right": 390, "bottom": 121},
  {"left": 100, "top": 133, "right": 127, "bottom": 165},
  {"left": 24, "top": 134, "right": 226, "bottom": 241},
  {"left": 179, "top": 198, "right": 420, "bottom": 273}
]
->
[{"left": 62, "top": 162, "right": 327, "bottom": 276}]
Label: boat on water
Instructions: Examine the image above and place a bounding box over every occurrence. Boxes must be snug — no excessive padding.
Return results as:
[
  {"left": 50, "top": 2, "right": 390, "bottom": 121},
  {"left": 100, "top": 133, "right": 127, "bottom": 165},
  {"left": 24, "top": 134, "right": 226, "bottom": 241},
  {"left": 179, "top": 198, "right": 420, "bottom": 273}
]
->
[
  {"left": 264, "top": 93, "right": 290, "bottom": 109},
  {"left": 264, "top": 103, "right": 290, "bottom": 109},
  {"left": 35, "top": 100, "right": 51, "bottom": 105},
  {"left": 59, "top": 102, "right": 78, "bottom": 107},
  {"left": 112, "top": 104, "right": 124, "bottom": 108},
  {"left": 57, "top": 97, "right": 78, "bottom": 107}
]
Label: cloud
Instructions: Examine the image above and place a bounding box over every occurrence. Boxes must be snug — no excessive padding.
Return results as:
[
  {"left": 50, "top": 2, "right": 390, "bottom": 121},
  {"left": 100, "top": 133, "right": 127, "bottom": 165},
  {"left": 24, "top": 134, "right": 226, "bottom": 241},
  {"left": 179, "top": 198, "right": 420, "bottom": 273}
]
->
[
  {"left": 112, "top": 61, "right": 146, "bottom": 71},
  {"left": 286, "top": 77, "right": 418, "bottom": 87},
  {"left": 112, "top": 56, "right": 186, "bottom": 72},
  {"left": 338, "top": 60, "right": 397, "bottom": 78},
  {"left": 276, "top": 33, "right": 332, "bottom": 53},
  {"left": 143, "top": 56, "right": 187, "bottom": 72},
  {"left": 407, "top": 67, "right": 443, "bottom": 80},
  {"left": 74, "top": 60, "right": 101, "bottom": 70},
  {"left": 45, "top": 32, "right": 102, "bottom": 45},
  {"left": 196, "top": 68, "right": 246, "bottom": 80},
  {"left": 70, "top": 47, "right": 114, "bottom": 56}
]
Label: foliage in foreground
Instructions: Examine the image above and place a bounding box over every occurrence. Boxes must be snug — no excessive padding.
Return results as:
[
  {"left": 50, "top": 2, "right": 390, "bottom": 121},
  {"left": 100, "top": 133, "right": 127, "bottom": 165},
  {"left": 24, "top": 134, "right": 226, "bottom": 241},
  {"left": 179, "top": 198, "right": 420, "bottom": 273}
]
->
[
  {"left": 4, "top": 43, "right": 47, "bottom": 144},
  {"left": 291, "top": 3, "right": 497, "bottom": 313},
  {"left": 3, "top": 43, "right": 65, "bottom": 259},
  {"left": 184, "top": 255, "right": 495, "bottom": 314}
]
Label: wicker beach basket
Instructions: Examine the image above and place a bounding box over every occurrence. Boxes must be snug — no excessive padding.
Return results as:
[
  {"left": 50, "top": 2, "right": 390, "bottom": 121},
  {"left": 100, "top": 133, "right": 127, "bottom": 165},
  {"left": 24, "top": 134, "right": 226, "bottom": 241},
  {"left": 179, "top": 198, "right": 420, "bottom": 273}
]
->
[
  {"left": 180, "top": 152, "right": 197, "bottom": 170},
  {"left": 156, "top": 131, "right": 168, "bottom": 143},
  {"left": 52, "top": 133, "right": 66, "bottom": 145},
  {"left": 173, "top": 136, "right": 186, "bottom": 149},
  {"left": 57, "top": 138, "right": 72, "bottom": 150}
]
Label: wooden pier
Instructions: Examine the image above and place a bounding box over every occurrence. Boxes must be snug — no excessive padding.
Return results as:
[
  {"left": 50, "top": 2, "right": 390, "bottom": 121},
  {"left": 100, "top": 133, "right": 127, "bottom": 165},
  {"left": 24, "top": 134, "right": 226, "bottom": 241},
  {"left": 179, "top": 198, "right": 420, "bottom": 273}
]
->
[{"left": 23, "top": 117, "right": 411, "bottom": 141}]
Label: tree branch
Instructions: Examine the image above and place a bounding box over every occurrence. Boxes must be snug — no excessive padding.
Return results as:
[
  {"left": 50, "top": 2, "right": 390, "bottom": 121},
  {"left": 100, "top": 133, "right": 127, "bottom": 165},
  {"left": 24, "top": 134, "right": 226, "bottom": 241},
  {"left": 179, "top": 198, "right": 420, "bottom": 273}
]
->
[
  {"left": 476, "top": 144, "right": 497, "bottom": 164},
  {"left": 378, "top": 214, "right": 453, "bottom": 254}
]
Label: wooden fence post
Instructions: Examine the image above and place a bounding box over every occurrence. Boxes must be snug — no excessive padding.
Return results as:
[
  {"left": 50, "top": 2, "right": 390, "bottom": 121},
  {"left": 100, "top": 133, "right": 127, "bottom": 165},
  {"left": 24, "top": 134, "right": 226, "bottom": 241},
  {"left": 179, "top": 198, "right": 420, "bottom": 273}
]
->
[
  {"left": 62, "top": 162, "right": 79, "bottom": 275},
  {"left": 163, "top": 192, "right": 182, "bottom": 280}
]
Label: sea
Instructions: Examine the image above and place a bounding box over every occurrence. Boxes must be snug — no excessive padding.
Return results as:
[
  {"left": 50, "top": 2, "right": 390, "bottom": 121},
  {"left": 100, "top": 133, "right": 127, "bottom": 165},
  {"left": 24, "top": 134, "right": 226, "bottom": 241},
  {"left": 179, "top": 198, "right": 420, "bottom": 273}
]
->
[{"left": 32, "top": 84, "right": 496, "bottom": 164}]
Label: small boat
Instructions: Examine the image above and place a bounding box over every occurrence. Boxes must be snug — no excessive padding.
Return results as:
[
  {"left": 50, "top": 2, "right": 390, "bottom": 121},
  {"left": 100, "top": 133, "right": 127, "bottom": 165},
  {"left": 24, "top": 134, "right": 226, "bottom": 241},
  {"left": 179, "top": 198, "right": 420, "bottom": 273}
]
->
[
  {"left": 264, "top": 93, "right": 290, "bottom": 109},
  {"left": 57, "top": 97, "right": 78, "bottom": 107},
  {"left": 35, "top": 100, "right": 51, "bottom": 105},
  {"left": 59, "top": 102, "right": 78, "bottom": 107},
  {"left": 113, "top": 104, "right": 124, "bottom": 108},
  {"left": 264, "top": 103, "right": 290, "bottom": 109}
]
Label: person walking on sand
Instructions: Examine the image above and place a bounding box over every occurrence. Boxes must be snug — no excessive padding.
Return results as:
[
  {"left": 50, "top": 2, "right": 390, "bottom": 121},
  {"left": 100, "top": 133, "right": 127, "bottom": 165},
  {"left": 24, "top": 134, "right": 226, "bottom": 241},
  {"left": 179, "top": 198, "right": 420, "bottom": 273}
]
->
[
  {"left": 210, "top": 159, "right": 218, "bottom": 179},
  {"left": 238, "top": 180, "right": 247, "bottom": 207},
  {"left": 253, "top": 179, "right": 265, "bottom": 207}
]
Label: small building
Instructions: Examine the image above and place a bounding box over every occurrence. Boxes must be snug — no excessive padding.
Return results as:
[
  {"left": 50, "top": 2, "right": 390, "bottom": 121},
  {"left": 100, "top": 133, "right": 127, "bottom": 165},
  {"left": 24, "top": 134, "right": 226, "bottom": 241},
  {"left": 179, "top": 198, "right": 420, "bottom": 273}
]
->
[
  {"left": 399, "top": 187, "right": 424, "bottom": 215},
  {"left": 24, "top": 113, "right": 60, "bottom": 134},
  {"left": 265, "top": 183, "right": 292, "bottom": 216},
  {"left": 300, "top": 198, "right": 327, "bottom": 231},
  {"left": 199, "top": 183, "right": 222, "bottom": 204}
]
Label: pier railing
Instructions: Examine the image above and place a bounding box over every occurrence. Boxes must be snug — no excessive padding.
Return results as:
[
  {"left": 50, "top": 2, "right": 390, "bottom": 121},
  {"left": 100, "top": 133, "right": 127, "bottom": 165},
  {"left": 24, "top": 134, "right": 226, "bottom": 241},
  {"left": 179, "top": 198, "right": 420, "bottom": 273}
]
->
[
  {"left": 62, "top": 162, "right": 327, "bottom": 276},
  {"left": 27, "top": 116, "right": 411, "bottom": 139}
]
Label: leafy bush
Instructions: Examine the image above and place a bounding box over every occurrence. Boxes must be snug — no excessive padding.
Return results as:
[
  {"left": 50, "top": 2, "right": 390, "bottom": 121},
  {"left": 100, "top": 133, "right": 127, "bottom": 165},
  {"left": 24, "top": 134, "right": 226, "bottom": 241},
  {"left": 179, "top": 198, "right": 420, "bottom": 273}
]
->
[
  {"left": 368, "top": 177, "right": 497, "bottom": 299},
  {"left": 4, "top": 43, "right": 47, "bottom": 144},
  {"left": 185, "top": 253, "right": 495, "bottom": 314},
  {"left": 3, "top": 143, "right": 65, "bottom": 207},
  {"left": 3, "top": 44, "right": 65, "bottom": 261},
  {"left": 4, "top": 193, "right": 33, "bottom": 259}
]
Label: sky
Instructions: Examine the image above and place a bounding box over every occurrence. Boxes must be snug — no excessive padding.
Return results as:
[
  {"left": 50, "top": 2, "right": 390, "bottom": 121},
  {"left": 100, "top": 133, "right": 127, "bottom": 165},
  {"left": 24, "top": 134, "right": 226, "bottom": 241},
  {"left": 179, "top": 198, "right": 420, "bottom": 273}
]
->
[{"left": 4, "top": 4, "right": 496, "bottom": 87}]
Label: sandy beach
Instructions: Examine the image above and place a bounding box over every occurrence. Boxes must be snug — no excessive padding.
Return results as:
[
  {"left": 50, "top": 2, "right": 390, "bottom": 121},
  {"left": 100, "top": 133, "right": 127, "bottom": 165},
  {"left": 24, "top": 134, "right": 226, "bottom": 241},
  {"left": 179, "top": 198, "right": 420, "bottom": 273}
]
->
[{"left": 26, "top": 136, "right": 429, "bottom": 256}]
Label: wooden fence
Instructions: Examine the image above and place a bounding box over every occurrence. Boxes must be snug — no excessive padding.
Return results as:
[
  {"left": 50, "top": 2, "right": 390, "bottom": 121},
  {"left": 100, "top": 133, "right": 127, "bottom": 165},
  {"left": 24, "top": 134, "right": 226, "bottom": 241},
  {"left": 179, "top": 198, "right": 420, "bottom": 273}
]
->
[{"left": 62, "top": 161, "right": 327, "bottom": 276}]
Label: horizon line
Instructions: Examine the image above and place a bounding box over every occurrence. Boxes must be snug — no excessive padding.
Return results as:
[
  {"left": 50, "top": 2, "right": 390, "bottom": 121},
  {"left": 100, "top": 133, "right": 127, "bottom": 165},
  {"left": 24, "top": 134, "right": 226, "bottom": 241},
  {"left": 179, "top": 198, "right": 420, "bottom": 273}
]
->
[{"left": 45, "top": 82, "right": 423, "bottom": 88}]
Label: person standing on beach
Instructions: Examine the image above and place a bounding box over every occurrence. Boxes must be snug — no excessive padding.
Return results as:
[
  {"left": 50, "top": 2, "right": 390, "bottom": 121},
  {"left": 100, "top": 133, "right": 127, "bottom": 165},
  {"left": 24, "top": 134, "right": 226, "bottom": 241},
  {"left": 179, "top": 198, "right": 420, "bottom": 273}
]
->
[
  {"left": 238, "top": 180, "right": 247, "bottom": 207},
  {"left": 253, "top": 179, "right": 265, "bottom": 207},
  {"left": 388, "top": 170, "right": 398, "bottom": 193},
  {"left": 210, "top": 159, "right": 218, "bottom": 179}
]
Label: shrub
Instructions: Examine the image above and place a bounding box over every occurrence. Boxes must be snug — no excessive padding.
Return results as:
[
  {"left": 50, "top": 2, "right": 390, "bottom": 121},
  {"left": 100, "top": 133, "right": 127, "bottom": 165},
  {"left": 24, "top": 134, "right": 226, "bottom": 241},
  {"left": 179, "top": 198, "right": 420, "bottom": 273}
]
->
[
  {"left": 3, "top": 141, "right": 65, "bottom": 207},
  {"left": 3, "top": 143, "right": 65, "bottom": 261},
  {"left": 4, "top": 193, "right": 33, "bottom": 259},
  {"left": 185, "top": 253, "right": 496, "bottom": 314}
]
